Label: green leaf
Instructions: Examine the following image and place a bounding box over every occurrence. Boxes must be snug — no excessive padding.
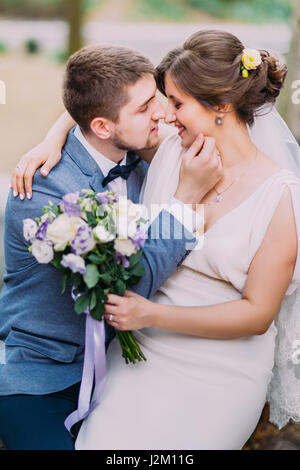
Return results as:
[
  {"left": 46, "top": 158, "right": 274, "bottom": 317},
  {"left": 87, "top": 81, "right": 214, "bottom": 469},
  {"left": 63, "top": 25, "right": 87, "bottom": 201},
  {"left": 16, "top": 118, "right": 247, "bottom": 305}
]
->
[
  {"left": 52, "top": 253, "right": 64, "bottom": 271},
  {"left": 90, "top": 289, "right": 97, "bottom": 311},
  {"left": 70, "top": 272, "right": 82, "bottom": 288},
  {"left": 130, "top": 263, "right": 145, "bottom": 278},
  {"left": 129, "top": 251, "right": 142, "bottom": 268},
  {"left": 61, "top": 272, "right": 68, "bottom": 295},
  {"left": 98, "top": 272, "right": 112, "bottom": 284},
  {"left": 74, "top": 293, "right": 90, "bottom": 315},
  {"left": 126, "top": 277, "right": 137, "bottom": 287},
  {"left": 114, "top": 279, "right": 126, "bottom": 296},
  {"left": 83, "top": 264, "right": 99, "bottom": 289},
  {"left": 87, "top": 253, "right": 104, "bottom": 265},
  {"left": 86, "top": 211, "right": 97, "bottom": 226},
  {"left": 90, "top": 300, "right": 105, "bottom": 321},
  {"left": 96, "top": 284, "right": 105, "bottom": 298}
]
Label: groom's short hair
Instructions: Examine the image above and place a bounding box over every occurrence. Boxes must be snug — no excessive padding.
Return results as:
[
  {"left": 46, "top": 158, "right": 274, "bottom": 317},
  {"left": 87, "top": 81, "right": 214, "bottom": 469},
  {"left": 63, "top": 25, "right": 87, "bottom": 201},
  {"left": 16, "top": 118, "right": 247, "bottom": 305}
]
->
[{"left": 63, "top": 44, "right": 155, "bottom": 132}]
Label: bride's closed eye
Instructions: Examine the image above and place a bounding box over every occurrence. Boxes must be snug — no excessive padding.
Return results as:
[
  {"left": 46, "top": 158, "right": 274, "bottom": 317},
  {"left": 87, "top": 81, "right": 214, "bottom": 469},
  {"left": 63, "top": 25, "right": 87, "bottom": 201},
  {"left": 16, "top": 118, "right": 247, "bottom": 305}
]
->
[{"left": 174, "top": 102, "right": 182, "bottom": 110}]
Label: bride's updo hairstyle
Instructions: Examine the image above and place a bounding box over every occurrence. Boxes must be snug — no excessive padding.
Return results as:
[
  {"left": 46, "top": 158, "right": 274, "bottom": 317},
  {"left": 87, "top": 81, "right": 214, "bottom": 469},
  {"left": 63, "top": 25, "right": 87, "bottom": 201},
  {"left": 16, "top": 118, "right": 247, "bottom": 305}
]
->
[{"left": 156, "top": 30, "right": 287, "bottom": 126}]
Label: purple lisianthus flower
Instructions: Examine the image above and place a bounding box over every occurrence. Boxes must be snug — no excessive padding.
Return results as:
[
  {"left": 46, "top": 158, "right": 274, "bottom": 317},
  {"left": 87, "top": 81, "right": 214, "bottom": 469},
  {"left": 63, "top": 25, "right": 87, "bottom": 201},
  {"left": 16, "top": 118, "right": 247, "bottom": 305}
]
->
[
  {"left": 62, "top": 192, "right": 81, "bottom": 217},
  {"left": 71, "top": 225, "right": 95, "bottom": 255},
  {"left": 115, "top": 251, "right": 130, "bottom": 268},
  {"left": 61, "top": 253, "right": 86, "bottom": 274},
  {"left": 130, "top": 226, "right": 147, "bottom": 250},
  {"left": 96, "top": 193, "right": 110, "bottom": 206},
  {"left": 96, "top": 191, "right": 118, "bottom": 206},
  {"left": 36, "top": 218, "right": 50, "bottom": 241}
]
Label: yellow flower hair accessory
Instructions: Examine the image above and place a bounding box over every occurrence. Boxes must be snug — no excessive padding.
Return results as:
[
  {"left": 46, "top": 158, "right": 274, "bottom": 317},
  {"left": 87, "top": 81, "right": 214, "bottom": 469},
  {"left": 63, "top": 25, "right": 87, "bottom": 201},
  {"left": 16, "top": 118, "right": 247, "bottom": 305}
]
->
[{"left": 240, "top": 48, "right": 262, "bottom": 78}]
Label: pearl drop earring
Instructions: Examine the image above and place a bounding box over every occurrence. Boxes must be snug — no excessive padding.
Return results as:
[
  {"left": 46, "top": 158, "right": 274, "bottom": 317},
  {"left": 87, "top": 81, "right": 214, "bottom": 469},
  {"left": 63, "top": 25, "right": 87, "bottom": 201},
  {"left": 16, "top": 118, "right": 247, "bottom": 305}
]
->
[{"left": 215, "top": 117, "right": 223, "bottom": 126}]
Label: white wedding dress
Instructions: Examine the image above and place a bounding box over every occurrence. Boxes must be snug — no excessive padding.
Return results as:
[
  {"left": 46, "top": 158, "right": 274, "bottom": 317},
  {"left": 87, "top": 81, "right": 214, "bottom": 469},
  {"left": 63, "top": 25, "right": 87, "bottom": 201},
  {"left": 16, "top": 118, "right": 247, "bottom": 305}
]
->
[{"left": 76, "top": 132, "right": 300, "bottom": 450}]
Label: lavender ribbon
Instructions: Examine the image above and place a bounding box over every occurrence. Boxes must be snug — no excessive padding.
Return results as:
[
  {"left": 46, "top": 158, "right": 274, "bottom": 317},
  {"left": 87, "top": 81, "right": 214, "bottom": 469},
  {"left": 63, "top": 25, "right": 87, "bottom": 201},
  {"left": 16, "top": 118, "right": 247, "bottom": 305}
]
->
[{"left": 64, "top": 292, "right": 107, "bottom": 437}]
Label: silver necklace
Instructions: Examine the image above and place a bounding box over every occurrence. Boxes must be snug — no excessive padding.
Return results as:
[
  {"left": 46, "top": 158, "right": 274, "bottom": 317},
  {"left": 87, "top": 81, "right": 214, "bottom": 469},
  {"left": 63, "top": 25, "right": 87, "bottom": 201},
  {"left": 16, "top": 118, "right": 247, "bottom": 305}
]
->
[{"left": 210, "top": 148, "right": 258, "bottom": 204}]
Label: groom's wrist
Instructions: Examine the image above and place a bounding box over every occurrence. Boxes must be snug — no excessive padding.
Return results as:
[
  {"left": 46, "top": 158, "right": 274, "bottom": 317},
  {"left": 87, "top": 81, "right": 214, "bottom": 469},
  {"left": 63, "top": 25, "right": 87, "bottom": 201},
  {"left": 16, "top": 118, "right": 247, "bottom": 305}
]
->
[{"left": 167, "top": 197, "right": 204, "bottom": 234}]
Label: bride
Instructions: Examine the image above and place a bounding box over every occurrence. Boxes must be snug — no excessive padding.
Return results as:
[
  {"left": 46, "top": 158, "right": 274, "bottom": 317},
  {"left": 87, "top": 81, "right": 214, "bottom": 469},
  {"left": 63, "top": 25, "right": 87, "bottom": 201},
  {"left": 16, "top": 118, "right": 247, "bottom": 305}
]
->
[
  {"left": 12, "top": 30, "right": 300, "bottom": 449},
  {"left": 76, "top": 30, "right": 300, "bottom": 450}
]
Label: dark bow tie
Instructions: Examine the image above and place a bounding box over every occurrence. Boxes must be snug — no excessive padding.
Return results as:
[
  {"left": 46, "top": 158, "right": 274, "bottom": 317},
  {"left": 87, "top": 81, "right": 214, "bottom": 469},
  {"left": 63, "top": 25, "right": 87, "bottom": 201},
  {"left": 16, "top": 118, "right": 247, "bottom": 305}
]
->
[{"left": 102, "top": 154, "right": 141, "bottom": 188}]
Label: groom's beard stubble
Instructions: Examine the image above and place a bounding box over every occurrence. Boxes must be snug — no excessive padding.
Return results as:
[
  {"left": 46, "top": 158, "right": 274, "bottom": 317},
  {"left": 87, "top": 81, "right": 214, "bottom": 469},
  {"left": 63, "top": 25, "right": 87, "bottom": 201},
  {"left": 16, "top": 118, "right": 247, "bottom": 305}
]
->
[{"left": 112, "top": 130, "right": 157, "bottom": 153}]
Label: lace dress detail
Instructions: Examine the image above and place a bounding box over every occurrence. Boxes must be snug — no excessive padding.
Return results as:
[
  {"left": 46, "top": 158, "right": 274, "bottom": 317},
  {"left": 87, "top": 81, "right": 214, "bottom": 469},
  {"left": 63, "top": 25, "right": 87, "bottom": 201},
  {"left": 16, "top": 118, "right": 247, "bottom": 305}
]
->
[{"left": 267, "top": 288, "right": 300, "bottom": 428}]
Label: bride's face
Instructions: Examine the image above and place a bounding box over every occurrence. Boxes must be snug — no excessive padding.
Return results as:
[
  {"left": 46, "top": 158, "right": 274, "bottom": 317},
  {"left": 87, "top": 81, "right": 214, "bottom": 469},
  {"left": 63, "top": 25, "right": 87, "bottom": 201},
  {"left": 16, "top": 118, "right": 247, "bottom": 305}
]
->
[{"left": 164, "top": 73, "right": 217, "bottom": 148}]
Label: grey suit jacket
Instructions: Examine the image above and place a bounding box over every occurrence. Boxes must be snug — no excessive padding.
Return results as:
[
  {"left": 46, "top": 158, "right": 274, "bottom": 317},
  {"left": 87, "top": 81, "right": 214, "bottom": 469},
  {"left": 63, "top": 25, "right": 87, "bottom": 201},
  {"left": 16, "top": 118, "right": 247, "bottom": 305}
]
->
[{"left": 0, "top": 127, "right": 196, "bottom": 395}]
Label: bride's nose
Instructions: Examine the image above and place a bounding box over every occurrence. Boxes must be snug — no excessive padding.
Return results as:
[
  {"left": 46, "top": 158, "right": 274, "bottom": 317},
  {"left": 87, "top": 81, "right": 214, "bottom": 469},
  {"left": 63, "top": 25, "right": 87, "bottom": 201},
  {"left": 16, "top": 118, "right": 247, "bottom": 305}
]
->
[
  {"left": 164, "top": 104, "right": 176, "bottom": 124},
  {"left": 152, "top": 99, "right": 165, "bottom": 121}
]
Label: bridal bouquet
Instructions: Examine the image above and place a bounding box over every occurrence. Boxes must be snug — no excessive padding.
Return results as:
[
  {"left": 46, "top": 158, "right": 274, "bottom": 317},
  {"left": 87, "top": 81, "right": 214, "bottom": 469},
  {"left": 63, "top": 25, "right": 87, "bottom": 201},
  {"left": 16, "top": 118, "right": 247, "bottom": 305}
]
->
[{"left": 23, "top": 189, "right": 148, "bottom": 364}]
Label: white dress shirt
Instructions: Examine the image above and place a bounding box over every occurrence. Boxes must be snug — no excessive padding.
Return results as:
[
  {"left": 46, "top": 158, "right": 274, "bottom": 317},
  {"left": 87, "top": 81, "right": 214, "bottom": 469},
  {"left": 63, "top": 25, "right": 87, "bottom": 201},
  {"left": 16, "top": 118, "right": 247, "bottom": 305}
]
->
[{"left": 74, "top": 125, "right": 127, "bottom": 197}]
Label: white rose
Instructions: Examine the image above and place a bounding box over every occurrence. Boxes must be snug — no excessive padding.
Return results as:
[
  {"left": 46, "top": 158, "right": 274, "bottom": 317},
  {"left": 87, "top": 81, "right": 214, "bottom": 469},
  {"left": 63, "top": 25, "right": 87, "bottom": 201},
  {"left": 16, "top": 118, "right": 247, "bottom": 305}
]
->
[
  {"left": 241, "top": 48, "right": 262, "bottom": 70},
  {"left": 114, "top": 238, "right": 136, "bottom": 257},
  {"left": 46, "top": 213, "right": 85, "bottom": 251},
  {"left": 23, "top": 218, "right": 38, "bottom": 242},
  {"left": 114, "top": 198, "right": 148, "bottom": 239},
  {"left": 93, "top": 225, "right": 115, "bottom": 243},
  {"left": 32, "top": 239, "right": 54, "bottom": 264}
]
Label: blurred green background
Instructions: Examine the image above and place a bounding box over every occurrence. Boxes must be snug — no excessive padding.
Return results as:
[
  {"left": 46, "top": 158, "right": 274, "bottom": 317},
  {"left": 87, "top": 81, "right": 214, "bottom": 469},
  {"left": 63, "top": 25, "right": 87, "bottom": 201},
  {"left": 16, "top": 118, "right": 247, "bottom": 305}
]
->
[
  {"left": 0, "top": 0, "right": 300, "bottom": 450},
  {"left": 0, "top": 0, "right": 293, "bottom": 22}
]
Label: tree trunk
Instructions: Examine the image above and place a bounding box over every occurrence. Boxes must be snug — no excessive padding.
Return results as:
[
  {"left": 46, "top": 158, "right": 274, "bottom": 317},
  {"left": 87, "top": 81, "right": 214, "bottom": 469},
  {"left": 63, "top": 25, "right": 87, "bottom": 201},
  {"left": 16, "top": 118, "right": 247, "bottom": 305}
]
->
[{"left": 67, "top": 0, "right": 82, "bottom": 58}]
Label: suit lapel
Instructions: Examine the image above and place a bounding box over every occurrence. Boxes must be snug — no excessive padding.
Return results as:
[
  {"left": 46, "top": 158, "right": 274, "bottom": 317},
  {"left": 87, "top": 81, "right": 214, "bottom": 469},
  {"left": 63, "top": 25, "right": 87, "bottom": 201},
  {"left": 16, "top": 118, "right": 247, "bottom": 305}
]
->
[
  {"left": 126, "top": 151, "right": 142, "bottom": 203},
  {"left": 89, "top": 171, "right": 105, "bottom": 193},
  {"left": 64, "top": 130, "right": 145, "bottom": 201},
  {"left": 64, "top": 127, "right": 107, "bottom": 193},
  {"left": 127, "top": 172, "right": 140, "bottom": 203}
]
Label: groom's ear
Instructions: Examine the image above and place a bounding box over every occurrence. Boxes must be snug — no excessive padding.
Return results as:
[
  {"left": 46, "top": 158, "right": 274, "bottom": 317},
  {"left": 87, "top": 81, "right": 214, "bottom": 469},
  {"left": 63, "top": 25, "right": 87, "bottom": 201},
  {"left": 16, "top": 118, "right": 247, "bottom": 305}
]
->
[{"left": 90, "top": 117, "right": 112, "bottom": 140}]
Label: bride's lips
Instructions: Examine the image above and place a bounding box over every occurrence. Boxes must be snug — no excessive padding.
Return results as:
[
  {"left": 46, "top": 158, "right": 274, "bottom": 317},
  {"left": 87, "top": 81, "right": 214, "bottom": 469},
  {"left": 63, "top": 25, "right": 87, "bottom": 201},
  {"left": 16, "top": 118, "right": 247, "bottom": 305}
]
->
[{"left": 176, "top": 124, "right": 185, "bottom": 136}]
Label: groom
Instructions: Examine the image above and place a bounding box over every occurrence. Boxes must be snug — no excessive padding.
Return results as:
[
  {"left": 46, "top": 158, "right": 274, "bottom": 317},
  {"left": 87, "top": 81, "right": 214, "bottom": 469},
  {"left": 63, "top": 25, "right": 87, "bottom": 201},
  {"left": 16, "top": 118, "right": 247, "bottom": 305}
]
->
[{"left": 0, "top": 44, "right": 220, "bottom": 450}]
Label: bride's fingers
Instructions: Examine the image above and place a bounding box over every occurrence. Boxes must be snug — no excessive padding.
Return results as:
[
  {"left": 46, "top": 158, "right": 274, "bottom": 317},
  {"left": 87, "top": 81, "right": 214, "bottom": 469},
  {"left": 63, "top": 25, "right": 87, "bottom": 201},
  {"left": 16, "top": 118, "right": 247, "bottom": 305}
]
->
[
  {"left": 10, "top": 172, "right": 18, "bottom": 197},
  {"left": 104, "top": 303, "right": 119, "bottom": 315},
  {"left": 106, "top": 293, "right": 125, "bottom": 305},
  {"left": 124, "top": 290, "right": 138, "bottom": 298},
  {"left": 104, "top": 315, "right": 120, "bottom": 328},
  {"left": 185, "top": 133, "right": 204, "bottom": 161},
  {"left": 11, "top": 162, "right": 25, "bottom": 197},
  {"left": 15, "top": 163, "right": 28, "bottom": 200},
  {"left": 40, "top": 151, "right": 62, "bottom": 177},
  {"left": 24, "top": 162, "right": 40, "bottom": 199}
]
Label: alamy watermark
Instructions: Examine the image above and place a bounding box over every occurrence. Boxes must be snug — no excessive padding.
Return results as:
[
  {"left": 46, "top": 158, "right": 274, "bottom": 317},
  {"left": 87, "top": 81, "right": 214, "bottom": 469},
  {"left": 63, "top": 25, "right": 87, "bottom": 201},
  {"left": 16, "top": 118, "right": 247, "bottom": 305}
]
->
[
  {"left": 291, "top": 339, "right": 300, "bottom": 365},
  {"left": 115, "top": 198, "right": 205, "bottom": 251},
  {"left": 0, "top": 80, "right": 6, "bottom": 104},
  {"left": 291, "top": 80, "right": 300, "bottom": 105}
]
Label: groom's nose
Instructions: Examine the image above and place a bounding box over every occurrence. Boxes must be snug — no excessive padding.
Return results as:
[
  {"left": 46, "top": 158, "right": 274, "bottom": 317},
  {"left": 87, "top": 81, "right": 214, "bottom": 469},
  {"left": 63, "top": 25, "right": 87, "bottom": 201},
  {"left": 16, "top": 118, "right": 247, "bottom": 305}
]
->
[{"left": 151, "top": 98, "right": 165, "bottom": 121}]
